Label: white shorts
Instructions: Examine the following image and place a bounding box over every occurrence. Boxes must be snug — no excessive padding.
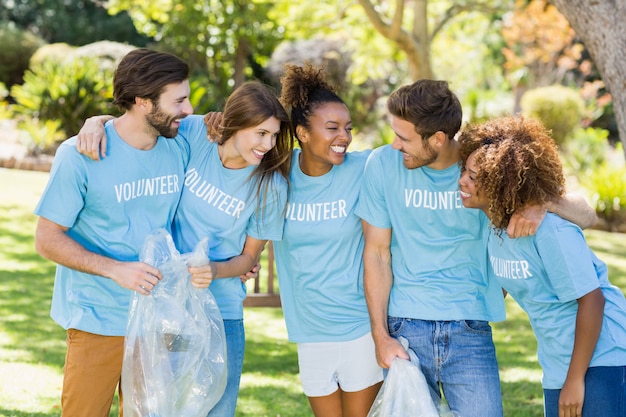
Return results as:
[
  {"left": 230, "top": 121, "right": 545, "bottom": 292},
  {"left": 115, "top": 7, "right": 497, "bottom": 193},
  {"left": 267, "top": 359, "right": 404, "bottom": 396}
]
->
[{"left": 297, "top": 332, "right": 383, "bottom": 397}]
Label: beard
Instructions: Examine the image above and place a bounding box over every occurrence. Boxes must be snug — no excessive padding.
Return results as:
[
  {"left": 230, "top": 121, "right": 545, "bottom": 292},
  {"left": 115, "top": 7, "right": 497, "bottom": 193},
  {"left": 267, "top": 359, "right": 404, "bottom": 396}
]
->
[
  {"left": 402, "top": 141, "right": 438, "bottom": 170},
  {"left": 146, "top": 103, "right": 184, "bottom": 138}
]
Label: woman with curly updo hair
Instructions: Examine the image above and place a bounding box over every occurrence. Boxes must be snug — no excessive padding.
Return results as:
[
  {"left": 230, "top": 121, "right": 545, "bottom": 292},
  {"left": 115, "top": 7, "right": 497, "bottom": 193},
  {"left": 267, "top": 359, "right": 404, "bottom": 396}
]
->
[
  {"left": 275, "top": 63, "right": 383, "bottom": 417},
  {"left": 198, "top": 65, "right": 382, "bottom": 416},
  {"left": 459, "top": 115, "right": 626, "bottom": 417}
]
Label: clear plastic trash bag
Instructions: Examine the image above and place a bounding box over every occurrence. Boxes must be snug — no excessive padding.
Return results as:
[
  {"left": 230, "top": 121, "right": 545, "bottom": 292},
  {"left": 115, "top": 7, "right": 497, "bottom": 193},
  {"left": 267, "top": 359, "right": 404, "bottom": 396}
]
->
[
  {"left": 122, "top": 228, "right": 227, "bottom": 417},
  {"left": 367, "top": 337, "right": 456, "bottom": 417}
]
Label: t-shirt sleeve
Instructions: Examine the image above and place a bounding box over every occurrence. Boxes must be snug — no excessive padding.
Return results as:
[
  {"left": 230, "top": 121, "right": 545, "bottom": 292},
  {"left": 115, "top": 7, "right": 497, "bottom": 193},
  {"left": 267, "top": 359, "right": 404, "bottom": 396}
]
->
[
  {"left": 536, "top": 216, "right": 600, "bottom": 302},
  {"left": 246, "top": 174, "right": 288, "bottom": 241},
  {"left": 34, "top": 139, "right": 87, "bottom": 228},
  {"left": 354, "top": 149, "right": 391, "bottom": 228},
  {"left": 178, "top": 115, "right": 207, "bottom": 148}
]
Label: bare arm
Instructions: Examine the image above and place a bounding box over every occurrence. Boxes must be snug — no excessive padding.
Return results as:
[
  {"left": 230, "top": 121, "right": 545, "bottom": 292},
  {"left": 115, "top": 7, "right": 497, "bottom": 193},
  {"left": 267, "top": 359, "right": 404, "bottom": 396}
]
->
[
  {"left": 35, "top": 217, "right": 161, "bottom": 295},
  {"left": 507, "top": 192, "right": 597, "bottom": 238},
  {"left": 546, "top": 192, "right": 597, "bottom": 230},
  {"left": 559, "top": 288, "right": 605, "bottom": 417},
  {"left": 76, "top": 115, "right": 115, "bottom": 160},
  {"left": 189, "top": 236, "right": 266, "bottom": 289},
  {"left": 361, "top": 220, "right": 409, "bottom": 368}
]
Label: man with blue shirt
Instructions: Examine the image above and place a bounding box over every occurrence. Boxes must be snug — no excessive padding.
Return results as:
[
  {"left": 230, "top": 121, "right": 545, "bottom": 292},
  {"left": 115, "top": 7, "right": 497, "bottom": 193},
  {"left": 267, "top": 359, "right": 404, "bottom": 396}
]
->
[
  {"left": 34, "top": 48, "right": 192, "bottom": 417},
  {"left": 355, "top": 79, "right": 596, "bottom": 417}
]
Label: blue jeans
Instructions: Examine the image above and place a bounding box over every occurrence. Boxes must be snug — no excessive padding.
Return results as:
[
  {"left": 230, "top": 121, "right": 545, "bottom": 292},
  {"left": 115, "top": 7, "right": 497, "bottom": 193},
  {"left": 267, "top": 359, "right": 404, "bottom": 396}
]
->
[
  {"left": 388, "top": 317, "right": 503, "bottom": 417},
  {"left": 544, "top": 366, "right": 626, "bottom": 417},
  {"left": 207, "top": 319, "right": 245, "bottom": 417}
]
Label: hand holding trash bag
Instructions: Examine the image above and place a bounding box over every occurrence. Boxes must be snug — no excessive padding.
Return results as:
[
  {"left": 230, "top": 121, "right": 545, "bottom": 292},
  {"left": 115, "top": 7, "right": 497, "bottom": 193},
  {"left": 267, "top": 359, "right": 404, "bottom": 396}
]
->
[
  {"left": 122, "top": 229, "right": 227, "bottom": 417},
  {"left": 367, "top": 337, "right": 456, "bottom": 417}
]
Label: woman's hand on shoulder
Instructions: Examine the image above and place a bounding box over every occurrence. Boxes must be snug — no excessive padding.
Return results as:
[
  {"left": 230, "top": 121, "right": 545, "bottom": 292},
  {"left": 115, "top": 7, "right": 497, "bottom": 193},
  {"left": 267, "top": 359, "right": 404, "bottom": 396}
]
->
[
  {"left": 204, "top": 112, "right": 223, "bottom": 143},
  {"left": 76, "top": 115, "right": 114, "bottom": 160}
]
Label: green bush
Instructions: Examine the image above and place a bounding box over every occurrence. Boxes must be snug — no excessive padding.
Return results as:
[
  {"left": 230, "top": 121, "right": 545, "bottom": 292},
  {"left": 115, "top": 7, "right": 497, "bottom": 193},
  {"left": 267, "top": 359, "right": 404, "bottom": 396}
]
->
[
  {"left": 0, "top": 82, "right": 9, "bottom": 120},
  {"left": 18, "top": 118, "right": 65, "bottom": 155},
  {"left": 29, "top": 43, "right": 77, "bottom": 69},
  {"left": 583, "top": 144, "right": 626, "bottom": 232},
  {"left": 562, "top": 127, "right": 610, "bottom": 175},
  {"left": 0, "top": 81, "right": 7, "bottom": 100},
  {"left": 521, "top": 85, "right": 584, "bottom": 147},
  {"left": 72, "top": 41, "right": 136, "bottom": 70},
  {"left": 0, "top": 24, "right": 46, "bottom": 89},
  {"left": 10, "top": 55, "right": 117, "bottom": 138}
]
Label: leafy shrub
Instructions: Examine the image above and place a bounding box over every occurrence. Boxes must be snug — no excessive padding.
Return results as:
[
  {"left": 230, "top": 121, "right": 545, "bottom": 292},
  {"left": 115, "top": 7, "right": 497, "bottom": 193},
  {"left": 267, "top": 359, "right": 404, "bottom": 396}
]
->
[
  {"left": 10, "top": 55, "right": 117, "bottom": 138},
  {"left": 521, "top": 85, "right": 584, "bottom": 147},
  {"left": 562, "top": 127, "right": 609, "bottom": 175},
  {"left": 0, "top": 81, "right": 7, "bottom": 100},
  {"left": 583, "top": 144, "right": 626, "bottom": 232},
  {"left": 17, "top": 118, "right": 65, "bottom": 155},
  {"left": 0, "top": 82, "right": 10, "bottom": 120},
  {"left": 72, "top": 41, "right": 136, "bottom": 70},
  {"left": 29, "top": 43, "right": 76, "bottom": 69},
  {"left": 0, "top": 24, "right": 46, "bottom": 89}
]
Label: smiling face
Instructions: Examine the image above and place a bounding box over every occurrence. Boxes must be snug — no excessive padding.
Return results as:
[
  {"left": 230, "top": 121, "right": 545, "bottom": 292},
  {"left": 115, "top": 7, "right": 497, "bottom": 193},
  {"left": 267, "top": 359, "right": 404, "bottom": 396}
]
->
[
  {"left": 146, "top": 80, "right": 193, "bottom": 138},
  {"left": 458, "top": 150, "right": 489, "bottom": 211},
  {"left": 389, "top": 115, "right": 438, "bottom": 170},
  {"left": 299, "top": 102, "right": 352, "bottom": 176},
  {"left": 225, "top": 116, "right": 280, "bottom": 168}
]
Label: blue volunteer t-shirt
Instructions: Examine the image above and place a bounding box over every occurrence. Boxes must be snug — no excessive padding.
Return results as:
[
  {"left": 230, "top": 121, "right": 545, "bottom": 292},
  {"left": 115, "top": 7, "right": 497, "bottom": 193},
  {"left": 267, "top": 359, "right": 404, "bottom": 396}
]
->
[
  {"left": 355, "top": 144, "right": 505, "bottom": 322},
  {"left": 487, "top": 213, "right": 626, "bottom": 389},
  {"left": 274, "top": 149, "right": 372, "bottom": 343},
  {"left": 34, "top": 120, "right": 189, "bottom": 336},
  {"left": 172, "top": 115, "right": 288, "bottom": 320}
]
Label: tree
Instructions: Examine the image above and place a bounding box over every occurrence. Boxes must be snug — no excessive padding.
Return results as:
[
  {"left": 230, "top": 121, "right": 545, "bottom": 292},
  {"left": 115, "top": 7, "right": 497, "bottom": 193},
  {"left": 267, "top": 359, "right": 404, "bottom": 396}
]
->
[
  {"left": 106, "top": 0, "right": 283, "bottom": 98},
  {"left": 550, "top": 0, "right": 626, "bottom": 156},
  {"left": 356, "top": 0, "right": 510, "bottom": 80},
  {"left": 0, "top": 0, "right": 150, "bottom": 46},
  {"left": 501, "top": 0, "right": 582, "bottom": 112}
]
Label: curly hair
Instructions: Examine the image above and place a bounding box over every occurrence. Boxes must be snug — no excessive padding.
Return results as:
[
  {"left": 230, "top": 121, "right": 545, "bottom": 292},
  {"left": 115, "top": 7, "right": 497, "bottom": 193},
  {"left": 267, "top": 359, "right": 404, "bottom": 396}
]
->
[
  {"left": 279, "top": 63, "right": 345, "bottom": 145},
  {"left": 458, "top": 115, "right": 565, "bottom": 230}
]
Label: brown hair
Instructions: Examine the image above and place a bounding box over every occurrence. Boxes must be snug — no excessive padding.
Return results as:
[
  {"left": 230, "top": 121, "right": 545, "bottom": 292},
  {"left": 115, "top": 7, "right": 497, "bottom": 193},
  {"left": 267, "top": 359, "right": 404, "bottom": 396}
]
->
[
  {"left": 387, "top": 79, "right": 462, "bottom": 140},
  {"left": 458, "top": 115, "right": 565, "bottom": 230},
  {"left": 113, "top": 48, "right": 189, "bottom": 111},
  {"left": 219, "top": 81, "right": 293, "bottom": 212}
]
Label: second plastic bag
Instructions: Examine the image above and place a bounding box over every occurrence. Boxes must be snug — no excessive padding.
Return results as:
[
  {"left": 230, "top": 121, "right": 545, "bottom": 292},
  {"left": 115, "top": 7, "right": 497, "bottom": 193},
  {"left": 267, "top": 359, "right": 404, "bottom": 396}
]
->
[
  {"left": 367, "top": 337, "right": 455, "bottom": 417},
  {"left": 122, "top": 228, "right": 227, "bottom": 417}
]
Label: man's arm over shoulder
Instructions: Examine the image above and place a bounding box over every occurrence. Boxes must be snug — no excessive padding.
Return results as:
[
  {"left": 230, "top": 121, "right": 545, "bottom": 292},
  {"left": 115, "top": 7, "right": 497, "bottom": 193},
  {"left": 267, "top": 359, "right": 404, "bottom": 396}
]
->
[
  {"left": 547, "top": 192, "right": 597, "bottom": 229},
  {"left": 507, "top": 192, "right": 597, "bottom": 238}
]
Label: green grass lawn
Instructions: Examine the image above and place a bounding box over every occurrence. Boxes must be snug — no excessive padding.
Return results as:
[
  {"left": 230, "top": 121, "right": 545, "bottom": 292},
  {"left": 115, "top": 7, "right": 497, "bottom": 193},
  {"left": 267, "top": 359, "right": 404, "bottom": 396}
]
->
[{"left": 1, "top": 167, "right": 624, "bottom": 417}]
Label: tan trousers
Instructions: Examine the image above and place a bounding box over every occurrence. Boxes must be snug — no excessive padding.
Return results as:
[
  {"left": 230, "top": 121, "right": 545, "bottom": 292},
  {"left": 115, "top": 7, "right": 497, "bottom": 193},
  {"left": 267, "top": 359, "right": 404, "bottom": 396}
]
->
[{"left": 61, "top": 329, "right": 124, "bottom": 417}]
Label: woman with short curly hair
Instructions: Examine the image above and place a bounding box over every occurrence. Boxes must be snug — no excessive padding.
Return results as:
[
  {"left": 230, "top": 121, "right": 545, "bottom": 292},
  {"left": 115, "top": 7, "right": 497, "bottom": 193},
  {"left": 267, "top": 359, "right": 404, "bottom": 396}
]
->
[{"left": 458, "top": 115, "right": 626, "bottom": 417}]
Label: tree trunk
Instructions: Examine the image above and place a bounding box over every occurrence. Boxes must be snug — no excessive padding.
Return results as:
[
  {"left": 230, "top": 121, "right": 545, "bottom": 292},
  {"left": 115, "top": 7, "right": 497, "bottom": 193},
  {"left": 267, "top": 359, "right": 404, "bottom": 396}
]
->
[
  {"left": 233, "top": 38, "right": 250, "bottom": 88},
  {"left": 358, "top": 0, "right": 433, "bottom": 80},
  {"left": 550, "top": 0, "right": 626, "bottom": 157}
]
